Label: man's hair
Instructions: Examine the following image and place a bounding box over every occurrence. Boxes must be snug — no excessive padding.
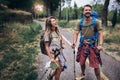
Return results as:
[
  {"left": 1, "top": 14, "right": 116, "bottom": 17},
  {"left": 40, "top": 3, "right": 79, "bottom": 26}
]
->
[{"left": 82, "top": 4, "right": 92, "bottom": 11}]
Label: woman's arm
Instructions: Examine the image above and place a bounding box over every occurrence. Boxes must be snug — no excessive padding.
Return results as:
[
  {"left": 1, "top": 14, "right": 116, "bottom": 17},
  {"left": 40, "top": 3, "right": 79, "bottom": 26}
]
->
[
  {"left": 61, "top": 37, "right": 65, "bottom": 49},
  {"left": 45, "top": 42, "right": 54, "bottom": 62}
]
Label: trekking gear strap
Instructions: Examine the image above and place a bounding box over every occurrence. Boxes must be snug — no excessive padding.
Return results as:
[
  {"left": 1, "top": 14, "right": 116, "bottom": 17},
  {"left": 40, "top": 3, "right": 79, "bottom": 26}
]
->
[{"left": 79, "top": 17, "right": 98, "bottom": 48}]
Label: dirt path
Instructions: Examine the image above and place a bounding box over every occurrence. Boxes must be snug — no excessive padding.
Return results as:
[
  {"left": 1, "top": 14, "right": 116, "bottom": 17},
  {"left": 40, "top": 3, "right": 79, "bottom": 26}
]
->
[{"left": 36, "top": 20, "right": 120, "bottom": 80}]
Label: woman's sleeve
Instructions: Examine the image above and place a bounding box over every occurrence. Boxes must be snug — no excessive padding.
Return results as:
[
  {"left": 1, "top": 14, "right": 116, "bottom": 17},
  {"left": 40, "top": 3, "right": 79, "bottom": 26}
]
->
[{"left": 44, "top": 32, "right": 50, "bottom": 42}]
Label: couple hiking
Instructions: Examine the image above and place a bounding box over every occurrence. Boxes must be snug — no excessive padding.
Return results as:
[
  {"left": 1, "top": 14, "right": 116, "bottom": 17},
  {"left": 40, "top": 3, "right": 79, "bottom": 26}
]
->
[{"left": 42, "top": 4, "right": 104, "bottom": 80}]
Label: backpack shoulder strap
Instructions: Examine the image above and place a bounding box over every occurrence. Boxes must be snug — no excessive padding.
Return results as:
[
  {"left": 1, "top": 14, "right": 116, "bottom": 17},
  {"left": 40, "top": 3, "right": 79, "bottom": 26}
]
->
[
  {"left": 79, "top": 18, "right": 84, "bottom": 30},
  {"left": 79, "top": 18, "right": 84, "bottom": 36},
  {"left": 91, "top": 17, "right": 97, "bottom": 31},
  {"left": 92, "top": 17, "right": 99, "bottom": 45}
]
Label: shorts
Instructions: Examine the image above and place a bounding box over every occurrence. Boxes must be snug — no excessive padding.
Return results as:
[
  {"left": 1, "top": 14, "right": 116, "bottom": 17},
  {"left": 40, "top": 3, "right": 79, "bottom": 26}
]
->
[{"left": 77, "top": 44, "right": 100, "bottom": 68}]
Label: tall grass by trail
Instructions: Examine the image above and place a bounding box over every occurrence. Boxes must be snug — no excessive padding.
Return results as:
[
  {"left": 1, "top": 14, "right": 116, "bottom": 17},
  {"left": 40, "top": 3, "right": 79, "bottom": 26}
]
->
[
  {"left": 104, "top": 25, "right": 120, "bottom": 44},
  {"left": 58, "top": 20, "right": 79, "bottom": 29},
  {"left": 0, "top": 21, "right": 42, "bottom": 80}
]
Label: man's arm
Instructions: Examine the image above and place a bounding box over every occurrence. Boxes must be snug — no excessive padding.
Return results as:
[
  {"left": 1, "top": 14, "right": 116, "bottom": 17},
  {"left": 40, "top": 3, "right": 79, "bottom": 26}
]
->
[
  {"left": 98, "top": 30, "right": 104, "bottom": 45},
  {"left": 72, "top": 30, "right": 79, "bottom": 48},
  {"left": 97, "top": 30, "right": 104, "bottom": 50}
]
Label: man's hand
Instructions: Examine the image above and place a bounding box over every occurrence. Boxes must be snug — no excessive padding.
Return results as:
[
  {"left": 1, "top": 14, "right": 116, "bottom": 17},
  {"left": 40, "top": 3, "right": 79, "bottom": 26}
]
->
[
  {"left": 97, "top": 45, "right": 103, "bottom": 51},
  {"left": 71, "top": 43, "right": 76, "bottom": 49}
]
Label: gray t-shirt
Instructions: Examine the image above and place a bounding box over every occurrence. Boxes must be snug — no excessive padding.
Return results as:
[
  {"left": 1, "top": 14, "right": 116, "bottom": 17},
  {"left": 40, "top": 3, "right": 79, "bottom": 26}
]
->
[{"left": 44, "top": 31, "right": 61, "bottom": 49}]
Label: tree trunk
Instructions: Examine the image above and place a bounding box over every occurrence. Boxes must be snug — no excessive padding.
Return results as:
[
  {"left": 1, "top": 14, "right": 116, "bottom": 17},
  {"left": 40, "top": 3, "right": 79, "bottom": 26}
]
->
[
  {"left": 59, "top": 0, "right": 61, "bottom": 20},
  {"left": 112, "top": 8, "right": 117, "bottom": 27},
  {"left": 101, "top": 0, "right": 110, "bottom": 27}
]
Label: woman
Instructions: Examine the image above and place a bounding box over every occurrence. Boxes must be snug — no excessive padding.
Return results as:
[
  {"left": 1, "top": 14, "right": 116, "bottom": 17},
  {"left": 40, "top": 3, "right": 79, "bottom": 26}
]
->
[{"left": 44, "top": 16, "right": 66, "bottom": 80}]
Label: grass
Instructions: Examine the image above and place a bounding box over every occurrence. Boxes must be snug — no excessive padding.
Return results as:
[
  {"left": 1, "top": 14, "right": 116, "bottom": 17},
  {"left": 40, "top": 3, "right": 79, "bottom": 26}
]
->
[
  {"left": 117, "top": 51, "right": 120, "bottom": 56},
  {"left": 58, "top": 20, "right": 79, "bottom": 29},
  {"left": 0, "top": 21, "right": 42, "bottom": 80},
  {"left": 104, "top": 26, "right": 120, "bottom": 44}
]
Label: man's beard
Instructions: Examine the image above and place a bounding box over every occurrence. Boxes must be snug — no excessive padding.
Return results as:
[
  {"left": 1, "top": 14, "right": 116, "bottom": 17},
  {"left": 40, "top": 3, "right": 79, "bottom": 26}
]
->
[{"left": 84, "top": 13, "right": 91, "bottom": 18}]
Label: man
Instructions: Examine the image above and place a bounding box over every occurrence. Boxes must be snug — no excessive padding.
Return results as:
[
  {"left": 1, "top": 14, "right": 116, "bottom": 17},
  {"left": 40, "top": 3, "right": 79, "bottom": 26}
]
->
[{"left": 72, "top": 4, "right": 104, "bottom": 80}]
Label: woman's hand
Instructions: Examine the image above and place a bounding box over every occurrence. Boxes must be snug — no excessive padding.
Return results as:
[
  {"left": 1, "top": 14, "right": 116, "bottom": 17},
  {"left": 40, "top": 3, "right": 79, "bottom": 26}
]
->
[
  {"left": 62, "top": 43, "right": 66, "bottom": 49},
  {"left": 50, "top": 57, "right": 55, "bottom": 62}
]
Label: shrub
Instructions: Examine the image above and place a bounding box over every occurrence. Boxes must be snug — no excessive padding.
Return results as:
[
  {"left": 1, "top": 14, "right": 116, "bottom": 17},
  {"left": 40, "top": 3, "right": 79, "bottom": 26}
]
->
[{"left": 0, "top": 22, "right": 42, "bottom": 80}]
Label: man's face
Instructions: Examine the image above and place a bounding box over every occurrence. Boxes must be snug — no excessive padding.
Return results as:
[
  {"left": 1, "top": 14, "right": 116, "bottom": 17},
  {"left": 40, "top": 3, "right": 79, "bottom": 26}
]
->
[{"left": 83, "top": 6, "right": 92, "bottom": 18}]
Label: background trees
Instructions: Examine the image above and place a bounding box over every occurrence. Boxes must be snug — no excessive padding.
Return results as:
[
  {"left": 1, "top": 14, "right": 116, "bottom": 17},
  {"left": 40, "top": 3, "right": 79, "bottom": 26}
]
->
[
  {"left": 0, "top": 0, "right": 120, "bottom": 27},
  {"left": 0, "top": 0, "right": 35, "bottom": 11},
  {"left": 42, "top": 0, "right": 65, "bottom": 16}
]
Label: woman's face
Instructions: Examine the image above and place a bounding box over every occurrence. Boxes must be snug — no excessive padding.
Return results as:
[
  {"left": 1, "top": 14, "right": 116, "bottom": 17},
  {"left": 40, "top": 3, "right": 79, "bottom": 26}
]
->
[{"left": 50, "top": 18, "right": 57, "bottom": 27}]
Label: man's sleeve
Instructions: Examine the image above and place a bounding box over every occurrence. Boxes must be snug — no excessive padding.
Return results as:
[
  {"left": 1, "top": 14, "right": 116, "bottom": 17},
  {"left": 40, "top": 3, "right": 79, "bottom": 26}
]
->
[
  {"left": 96, "top": 19, "right": 103, "bottom": 31},
  {"left": 75, "top": 22, "right": 80, "bottom": 31}
]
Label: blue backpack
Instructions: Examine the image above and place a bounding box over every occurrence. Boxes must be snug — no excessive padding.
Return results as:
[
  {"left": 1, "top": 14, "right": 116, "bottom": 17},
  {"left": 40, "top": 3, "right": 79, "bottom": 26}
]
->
[{"left": 79, "top": 11, "right": 99, "bottom": 48}]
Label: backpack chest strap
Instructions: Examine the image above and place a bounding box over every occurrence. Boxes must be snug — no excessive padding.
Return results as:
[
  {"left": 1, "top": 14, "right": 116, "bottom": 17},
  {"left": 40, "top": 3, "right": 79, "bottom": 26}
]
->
[{"left": 79, "top": 17, "right": 98, "bottom": 48}]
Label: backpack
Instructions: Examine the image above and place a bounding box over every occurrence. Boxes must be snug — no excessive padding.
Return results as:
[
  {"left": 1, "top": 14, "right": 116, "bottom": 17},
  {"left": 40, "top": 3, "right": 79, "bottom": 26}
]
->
[
  {"left": 79, "top": 11, "right": 99, "bottom": 48},
  {"left": 40, "top": 30, "right": 52, "bottom": 55}
]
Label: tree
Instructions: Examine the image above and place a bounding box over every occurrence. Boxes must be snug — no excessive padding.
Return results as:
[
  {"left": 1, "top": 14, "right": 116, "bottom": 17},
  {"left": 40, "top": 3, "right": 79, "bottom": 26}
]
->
[
  {"left": 112, "top": 9, "right": 117, "bottom": 27},
  {"left": 101, "top": 0, "right": 110, "bottom": 27},
  {"left": 0, "top": 0, "right": 36, "bottom": 11},
  {"left": 58, "top": 0, "right": 65, "bottom": 20},
  {"left": 43, "top": 0, "right": 60, "bottom": 16},
  {"left": 116, "top": 0, "right": 120, "bottom": 4},
  {"left": 0, "top": 0, "right": 9, "bottom": 5},
  {"left": 92, "top": 4, "right": 104, "bottom": 18},
  {"left": 73, "top": 2, "right": 78, "bottom": 19}
]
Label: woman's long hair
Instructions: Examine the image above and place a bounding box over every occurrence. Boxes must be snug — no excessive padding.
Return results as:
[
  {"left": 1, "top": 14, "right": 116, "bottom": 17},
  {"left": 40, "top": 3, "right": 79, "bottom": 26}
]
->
[{"left": 45, "top": 16, "right": 61, "bottom": 37}]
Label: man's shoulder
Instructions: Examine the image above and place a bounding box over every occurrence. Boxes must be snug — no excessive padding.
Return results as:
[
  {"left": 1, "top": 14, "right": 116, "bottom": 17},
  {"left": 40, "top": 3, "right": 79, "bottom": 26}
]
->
[{"left": 95, "top": 19, "right": 101, "bottom": 24}]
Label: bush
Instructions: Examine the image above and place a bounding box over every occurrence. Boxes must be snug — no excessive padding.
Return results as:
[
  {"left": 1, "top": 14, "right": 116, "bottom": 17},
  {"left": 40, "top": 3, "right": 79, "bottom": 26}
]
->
[
  {"left": 58, "top": 20, "right": 78, "bottom": 29},
  {"left": 0, "top": 9, "right": 33, "bottom": 24},
  {"left": 58, "top": 20, "right": 67, "bottom": 27},
  {"left": 104, "top": 27, "right": 120, "bottom": 44},
  {"left": 0, "top": 22, "right": 42, "bottom": 80}
]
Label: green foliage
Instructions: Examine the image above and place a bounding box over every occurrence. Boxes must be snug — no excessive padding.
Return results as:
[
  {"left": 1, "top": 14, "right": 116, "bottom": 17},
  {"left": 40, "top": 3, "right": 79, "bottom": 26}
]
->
[
  {"left": 0, "top": 22, "right": 42, "bottom": 79},
  {"left": 19, "top": 22, "right": 41, "bottom": 43},
  {"left": 104, "top": 35, "right": 120, "bottom": 43},
  {"left": 73, "top": 2, "right": 78, "bottom": 19},
  {"left": 0, "top": 0, "right": 36, "bottom": 11},
  {"left": 56, "top": 7, "right": 82, "bottom": 20},
  {"left": 58, "top": 20, "right": 77, "bottom": 29},
  {"left": 0, "top": 0, "right": 9, "bottom": 5},
  {"left": 104, "top": 27, "right": 120, "bottom": 44},
  {"left": 92, "top": 4, "right": 104, "bottom": 18},
  {"left": 26, "top": 71, "right": 38, "bottom": 80},
  {"left": 0, "top": 10, "right": 32, "bottom": 24},
  {"left": 58, "top": 20, "right": 67, "bottom": 27},
  {"left": 43, "top": 0, "right": 61, "bottom": 15},
  {"left": 112, "top": 9, "right": 117, "bottom": 27},
  {"left": 117, "top": 51, "right": 120, "bottom": 56},
  {"left": 108, "top": 10, "right": 114, "bottom": 21}
]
